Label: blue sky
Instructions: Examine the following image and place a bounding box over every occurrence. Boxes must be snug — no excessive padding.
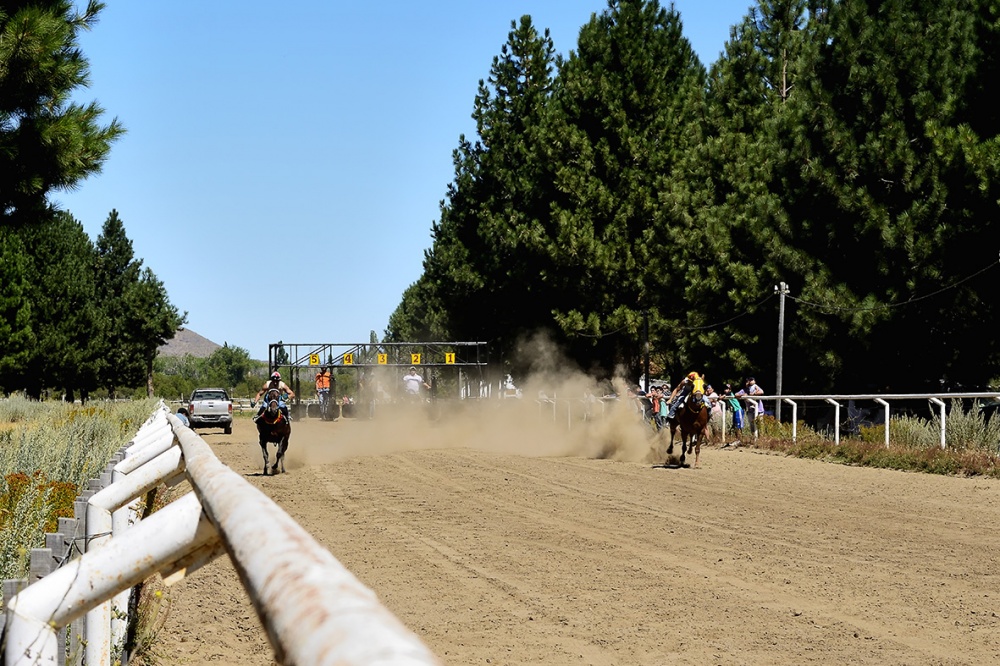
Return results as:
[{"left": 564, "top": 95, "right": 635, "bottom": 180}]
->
[{"left": 58, "top": 1, "right": 753, "bottom": 359}]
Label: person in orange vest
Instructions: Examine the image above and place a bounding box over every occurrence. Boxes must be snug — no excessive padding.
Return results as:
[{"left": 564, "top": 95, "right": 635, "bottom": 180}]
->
[{"left": 315, "top": 365, "right": 332, "bottom": 417}]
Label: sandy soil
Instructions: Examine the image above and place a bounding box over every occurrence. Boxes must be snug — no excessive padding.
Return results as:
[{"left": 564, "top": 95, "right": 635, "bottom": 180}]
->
[{"left": 153, "top": 401, "right": 1000, "bottom": 665}]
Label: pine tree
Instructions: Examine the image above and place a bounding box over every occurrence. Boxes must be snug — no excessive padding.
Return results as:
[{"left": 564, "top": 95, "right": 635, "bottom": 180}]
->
[
  {"left": 663, "top": 0, "right": 812, "bottom": 382},
  {"left": 0, "top": 228, "right": 34, "bottom": 393},
  {"left": 774, "top": 0, "right": 1000, "bottom": 390},
  {"left": 129, "top": 267, "right": 186, "bottom": 397},
  {"left": 542, "top": 0, "right": 705, "bottom": 375},
  {"left": 17, "top": 212, "right": 102, "bottom": 399},
  {"left": 420, "top": 15, "right": 558, "bottom": 352},
  {"left": 94, "top": 210, "right": 184, "bottom": 395},
  {"left": 0, "top": 0, "right": 124, "bottom": 225}
]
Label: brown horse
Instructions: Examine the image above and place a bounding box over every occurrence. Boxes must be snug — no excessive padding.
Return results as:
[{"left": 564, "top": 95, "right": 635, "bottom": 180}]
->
[
  {"left": 666, "top": 375, "right": 709, "bottom": 468},
  {"left": 256, "top": 388, "right": 290, "bottom": 475}
]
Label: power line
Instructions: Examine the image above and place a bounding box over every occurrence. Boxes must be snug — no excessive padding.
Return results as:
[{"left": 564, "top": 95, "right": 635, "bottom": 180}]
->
[
  {"left": 789, "top": 256, "right": 999, "bottom": 313},
  {"left": 568, "top": 254, "right": 998, "bottom": 337},
  {"left": 576, "top": 324, "right": 629, "bottom": 338},
  {"left": 678, "top": 292, "right": 776, "bottom": 332}
]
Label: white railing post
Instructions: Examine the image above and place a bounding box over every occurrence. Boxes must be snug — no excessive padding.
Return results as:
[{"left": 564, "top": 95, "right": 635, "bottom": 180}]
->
[
  {"left": 5, "top": 493, "right": 219, "bottom": 666},
  {"left": 929, "top": 397, "right": 946, "bottom": 449},
  {"left": 5, "top": 403, "right": 441, "bottom": 666},
  {"left": 85, "top": 445, "right": 184, "bottom": 665},
  {"left": 783, "top": 399, "right": 797, "bottom": 443},
  {"left": 825, "top": 398, "right": 841, "bottom": 445},
  {"left": 873, "top": 398, "right": 890, "bottom": 448}
]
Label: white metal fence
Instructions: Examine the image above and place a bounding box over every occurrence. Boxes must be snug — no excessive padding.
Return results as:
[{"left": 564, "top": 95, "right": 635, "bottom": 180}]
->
[
  {"left": 536, "top": 391, "right": 1000, "bottom": 449},
  {"left": 759, "top": 392, "right": 1000, "bottom": 447},
  {"left": 2, "top": 403, "right": 440, "bottom": 666}
]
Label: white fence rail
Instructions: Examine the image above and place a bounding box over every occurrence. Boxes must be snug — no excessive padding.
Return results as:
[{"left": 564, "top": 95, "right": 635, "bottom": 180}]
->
[
  {"left": 2, "top": 404, "right": 440, "bottom": 666},
  {"left": 536, "top": 391, "right": 1000, "bottom": 449},
  {"left": 741, "top": 392, "right": 1000, "bottom": 448}
]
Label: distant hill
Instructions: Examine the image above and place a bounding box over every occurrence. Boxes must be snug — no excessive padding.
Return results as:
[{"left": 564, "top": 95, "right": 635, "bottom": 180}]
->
[{"left": 158, "top": 328, "right": 222, "bottom": 358}]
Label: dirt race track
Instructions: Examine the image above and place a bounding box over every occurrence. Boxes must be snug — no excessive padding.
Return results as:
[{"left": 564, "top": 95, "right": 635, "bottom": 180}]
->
[{"left": 155, "top": 402, "right": 1000, "bottom": 665}]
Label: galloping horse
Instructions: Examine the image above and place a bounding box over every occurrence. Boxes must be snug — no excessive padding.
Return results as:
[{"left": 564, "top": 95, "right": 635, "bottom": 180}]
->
[
  {"left": 666, "top": 374, "right": 709, "bottom": 468},
  {"left": 256, "top": 388, "right": 290, "bottom": 475}
]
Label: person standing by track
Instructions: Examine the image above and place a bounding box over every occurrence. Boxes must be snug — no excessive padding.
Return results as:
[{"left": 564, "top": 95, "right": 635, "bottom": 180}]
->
[{"left": 315, "top": 365, "right": 332, "bottom": 419}]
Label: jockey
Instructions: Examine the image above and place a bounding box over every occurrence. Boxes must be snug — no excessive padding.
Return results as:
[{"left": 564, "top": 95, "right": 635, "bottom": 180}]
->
[
  {"left": 666, "top": 371, "right": 710, "bottom": 419},
  {"left": 253, "top": 371, "right": 295, "bottom": 422}
]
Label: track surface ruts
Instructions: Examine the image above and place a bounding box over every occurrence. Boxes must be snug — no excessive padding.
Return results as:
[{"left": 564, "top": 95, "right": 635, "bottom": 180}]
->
[{"left": 156, "top": 413, "right": 1000, "bottom": 665}]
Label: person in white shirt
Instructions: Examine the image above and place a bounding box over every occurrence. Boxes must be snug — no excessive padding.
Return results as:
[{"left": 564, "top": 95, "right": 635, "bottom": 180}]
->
[
  {"left": 735, "top": 377, "right": 765, "bottom": 438},
  {"left": 402, "top": 367, "right": 430, "bottom": 397}
]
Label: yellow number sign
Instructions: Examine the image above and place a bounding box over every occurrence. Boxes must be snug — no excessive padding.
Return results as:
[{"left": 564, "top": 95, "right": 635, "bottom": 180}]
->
[
  {"left": 343, "top": 353, "right": 354, "bottom": 365},
  {"left": 377, "top": 354, "right": 387, "bottom": 365},
  {"left": 445, "top": 353, "right": 456, "bottom": 364},
  {"left": 410, "top": 353, "right": 422, "bottom": 365},
  {"left": 309, "top": 354, "right": 320, "bottom": 366}
]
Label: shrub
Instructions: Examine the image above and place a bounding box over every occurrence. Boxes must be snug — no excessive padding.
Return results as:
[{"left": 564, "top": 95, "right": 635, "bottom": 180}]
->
[{"left": 0, "top": 398, "right": 159, "bottom": 595}]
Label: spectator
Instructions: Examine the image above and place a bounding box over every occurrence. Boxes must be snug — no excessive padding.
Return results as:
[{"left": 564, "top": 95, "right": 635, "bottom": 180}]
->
[
  {"left": 628, "top": 385, "right": 652, "bottom": 422},
  {"left": 649, "top": 387, "right": 662, "bottom": 429},
  {"left": 657, "top": 387, "right": 670, "bottom": 429},
  {"left": 736, "top": 377, "right": 765, "bottom": 439},
  {"left": 402, "top": 366, "right": 430, "bottom": 399},
  {"left": 315, "top": 365, "right": 332, "bottom": 416},
  {"left": 721, "top": 383, "right": 744, "bottom": 447},
  {"left": 176, "top": 407, "right": 190, "bottom": 427},
  {"left": 706, "top": 384, "right": 723, "bottom": 443}
]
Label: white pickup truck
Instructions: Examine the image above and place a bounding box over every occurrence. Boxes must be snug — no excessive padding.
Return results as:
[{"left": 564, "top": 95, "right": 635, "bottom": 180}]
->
[{"left": 187, "top": 388, "right": 233, "bottom": 434}]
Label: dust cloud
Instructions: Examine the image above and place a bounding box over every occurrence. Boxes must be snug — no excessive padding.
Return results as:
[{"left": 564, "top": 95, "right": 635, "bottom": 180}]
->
[{"left": 287, "top": 334, "right": 659, "bottom": 469}]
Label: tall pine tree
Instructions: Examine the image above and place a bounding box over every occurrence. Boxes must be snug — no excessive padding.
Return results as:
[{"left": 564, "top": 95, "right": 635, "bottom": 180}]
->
[
  {"left": 411, "top": 15, "right": 558, "bottom": 360},
  {"left": 663, "top": 0, "right": 813, "bottom": 383},
  {"left": 17, "top": 212, "right": 102, "bottom": 399},
  {"left": 773, "top": 0, "right": 1000, "bottom": 390},
  {"left": 542, "top": 0, "right": 705, "bottom": 376},
  {"left": 94, "top": 210, "right": 184, "bottom": 396},
  {"left": 0, "top": 0, "right": 123, "bottom": 225}
]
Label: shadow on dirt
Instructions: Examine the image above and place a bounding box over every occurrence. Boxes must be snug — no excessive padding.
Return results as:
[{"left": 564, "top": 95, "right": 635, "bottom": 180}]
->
[{"left": 653, "top": 461, "right": 690, "bottom": 470}]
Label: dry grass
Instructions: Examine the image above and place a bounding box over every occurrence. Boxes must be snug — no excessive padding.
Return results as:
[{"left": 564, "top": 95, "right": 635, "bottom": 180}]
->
[
  {"left": 744, "top": 401, "right": 1000, "bottom": 477},
  {"left": 0, "top": 397, "right": 159, "bottom": 587}
]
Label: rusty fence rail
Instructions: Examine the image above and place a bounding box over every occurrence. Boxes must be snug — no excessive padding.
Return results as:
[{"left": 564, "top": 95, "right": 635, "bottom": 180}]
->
[{"left": 2, "top": 403, "right": 440, "bottom": 666}]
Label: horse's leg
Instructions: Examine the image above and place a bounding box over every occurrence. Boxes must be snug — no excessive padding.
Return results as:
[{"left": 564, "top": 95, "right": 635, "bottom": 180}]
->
[
  {"left": 260, "top": 436, "right": 269, "bottom": 476},
  {"left": 278, "top": 434, "right": 288, "bottom": 473},
  {"left": 271, "top": 438, "right": 281, "bottom": 474},
  {"left": 666, "top": 420, "right": 676, "bottom": 456},
  {"left": 678, "top": 432, "right": 687, "bottom": 466}
]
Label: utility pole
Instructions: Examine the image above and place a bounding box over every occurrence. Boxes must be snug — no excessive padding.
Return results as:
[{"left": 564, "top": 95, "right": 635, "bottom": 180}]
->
[
  {"left": 643, "top": 311, "right": 650, "bottom": 394},
  {"left": 775, "top": 282, "right": 789, "bottom": 421}
]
